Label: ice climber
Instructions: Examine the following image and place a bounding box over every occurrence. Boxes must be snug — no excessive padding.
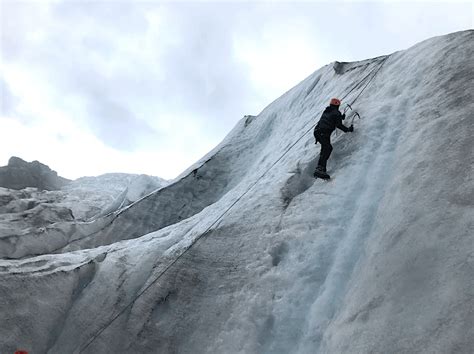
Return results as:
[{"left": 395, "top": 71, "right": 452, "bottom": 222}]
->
[{"left": 313, "top": 98, "right": 354, "bottom": 179}]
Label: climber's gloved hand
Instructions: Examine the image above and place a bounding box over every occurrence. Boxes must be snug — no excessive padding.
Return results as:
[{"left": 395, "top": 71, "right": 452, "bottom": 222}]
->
[
  {"left": 348, "top": 125, "right": 354, "bottom": 132},
  {"left": 341, "top": 113, "right": 346, "bottom": 120}
]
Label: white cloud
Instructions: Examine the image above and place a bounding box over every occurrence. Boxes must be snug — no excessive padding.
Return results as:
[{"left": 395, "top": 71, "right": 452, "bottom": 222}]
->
[{"left": 235, "top": 27, "right": 323, "bottom": 100}]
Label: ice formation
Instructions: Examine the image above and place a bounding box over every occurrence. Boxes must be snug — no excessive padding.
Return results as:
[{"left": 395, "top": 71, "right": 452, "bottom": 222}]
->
[{"left": 0, "top": 30, "right": 473, "bottom": 354}]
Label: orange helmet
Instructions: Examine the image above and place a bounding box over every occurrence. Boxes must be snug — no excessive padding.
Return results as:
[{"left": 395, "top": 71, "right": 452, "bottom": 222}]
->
[{"left": 330, "top": 98, "right": 341, "bottom": 106}]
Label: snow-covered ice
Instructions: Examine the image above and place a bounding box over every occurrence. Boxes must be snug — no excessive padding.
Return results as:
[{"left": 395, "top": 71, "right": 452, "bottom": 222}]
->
[
  {"left": 0, "top": 30, "right": 473, "bottom": 353},
  {"left": 0, "top": 173, "right": 167, "bottom": 258}
]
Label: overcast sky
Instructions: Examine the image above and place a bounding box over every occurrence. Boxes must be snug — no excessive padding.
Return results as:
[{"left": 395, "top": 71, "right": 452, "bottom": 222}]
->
[{"left": 1, "top": 0, "right": 472, "bottom": 179}]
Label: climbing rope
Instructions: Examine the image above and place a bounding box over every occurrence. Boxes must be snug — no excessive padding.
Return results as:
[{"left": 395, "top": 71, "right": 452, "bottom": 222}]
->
[
  {"left": 331, "top": 56, "right": 388, "bottom": 138},
  {"left": 346, "top": 56, "right": 388, "bottom": 106},
  {"left": 75, "top": 55, "right": 390, "bottom": 353},
  {"left": 340, "top": 56, "right": 387, "bottom": 103}
]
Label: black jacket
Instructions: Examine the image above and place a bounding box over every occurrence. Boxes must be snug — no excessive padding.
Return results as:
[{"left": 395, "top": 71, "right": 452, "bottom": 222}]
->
[{"left": 315, "top": 105, "right": 350, "bottom": 134}]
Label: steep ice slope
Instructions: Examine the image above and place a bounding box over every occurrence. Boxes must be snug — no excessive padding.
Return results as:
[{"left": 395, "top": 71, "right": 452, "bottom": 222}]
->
[{"left": 0, "top": 30, "right": 473, "bottom": 354}]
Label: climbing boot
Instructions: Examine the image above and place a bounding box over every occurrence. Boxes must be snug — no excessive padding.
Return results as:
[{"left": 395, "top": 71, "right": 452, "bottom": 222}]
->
[{"left": 314, "top": 165, "right": 330, "bottom": 179}]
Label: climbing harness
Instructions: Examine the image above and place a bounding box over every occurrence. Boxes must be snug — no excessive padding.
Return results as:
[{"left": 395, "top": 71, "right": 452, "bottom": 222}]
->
[{"left": 75, "top": 55, "right": 390, "bottom": 353}]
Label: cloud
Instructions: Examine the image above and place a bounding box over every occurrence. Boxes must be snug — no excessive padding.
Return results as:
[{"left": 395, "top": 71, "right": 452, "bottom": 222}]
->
[
  {"left": 83, "top": 94, "right": 160, "bottom": 151},
  {"left": 0, "top": 78, "right": 18, "bottom": 117},
  {"left": 1, "top": 1, "right": 260, "bottom": 148},
  {"left": 155, "top": 3, "right": 257, "bottom": 127}
]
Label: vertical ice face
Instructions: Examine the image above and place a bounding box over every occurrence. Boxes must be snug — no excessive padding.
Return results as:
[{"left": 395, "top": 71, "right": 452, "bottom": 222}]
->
[{"left": 0, "top": 30, "right": 473, "bottom": 354}]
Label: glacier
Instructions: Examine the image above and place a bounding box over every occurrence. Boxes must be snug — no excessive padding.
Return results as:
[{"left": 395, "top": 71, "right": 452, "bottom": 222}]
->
[{"left": 0, "top": 30, "right": 473, "bottom": 354}]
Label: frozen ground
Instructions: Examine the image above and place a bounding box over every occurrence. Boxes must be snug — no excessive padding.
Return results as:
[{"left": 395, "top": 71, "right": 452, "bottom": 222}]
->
[{"left": 0, "top": 30, "right": 473, "bottom": 354}]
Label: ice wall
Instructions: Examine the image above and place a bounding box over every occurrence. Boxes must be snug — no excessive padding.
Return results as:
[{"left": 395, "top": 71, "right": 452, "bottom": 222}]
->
[{"left": 0, "top": 30, "right": 472, "bottom": 354}]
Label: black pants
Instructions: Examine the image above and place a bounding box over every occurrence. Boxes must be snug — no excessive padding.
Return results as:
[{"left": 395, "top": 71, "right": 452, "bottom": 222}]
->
[{"left": 314, "top": 130, "right": 333, "bottom": 170}]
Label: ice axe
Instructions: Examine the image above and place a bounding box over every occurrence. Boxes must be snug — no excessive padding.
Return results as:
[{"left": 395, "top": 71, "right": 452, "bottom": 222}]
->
[
  {"left": 343, "top": 103, "right": 353, "bottom": 115},
  {"left": 350, "top": 112, "right": 361, "bottom": 125},
  {"left": 343, "top": 103, "right": 361, "bottom": 125},
  {"left": 334, "top": 104, "right": 356, "bottom": 137}
]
